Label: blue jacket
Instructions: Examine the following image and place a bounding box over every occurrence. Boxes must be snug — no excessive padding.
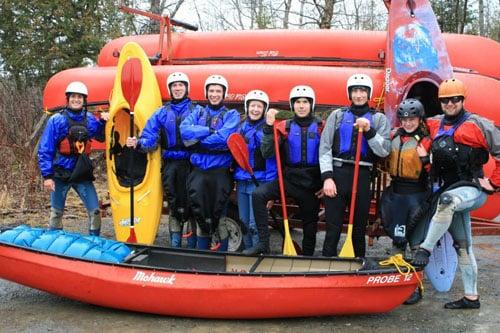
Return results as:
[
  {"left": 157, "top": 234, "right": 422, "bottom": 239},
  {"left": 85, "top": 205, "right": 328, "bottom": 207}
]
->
[
  {"left": 137, "top": 98, "right": 201, "bottom": 160},
  {"left": 234, "top": 119, "right": 277, "bottom": 182},
  {"left": 38, "top": 109, "right": 105, "bottom": 179},
  {"left": 180, "top": 105, "right": 240, "bottom": 170}
]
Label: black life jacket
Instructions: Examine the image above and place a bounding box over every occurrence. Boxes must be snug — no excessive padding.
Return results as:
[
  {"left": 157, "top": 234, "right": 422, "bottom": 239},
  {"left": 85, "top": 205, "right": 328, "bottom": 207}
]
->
[
  {"left": 431, "top": 112, "right": 489, "bottom": 185},
  {"left": 58, "top": 111, "right": 91, "bottom": 156}
]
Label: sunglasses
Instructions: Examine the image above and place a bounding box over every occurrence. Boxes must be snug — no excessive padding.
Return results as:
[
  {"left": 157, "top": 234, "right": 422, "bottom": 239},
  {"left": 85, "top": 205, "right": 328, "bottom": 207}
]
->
[{"left": 439, "top": 96, "right": 463, "bottom": 104}]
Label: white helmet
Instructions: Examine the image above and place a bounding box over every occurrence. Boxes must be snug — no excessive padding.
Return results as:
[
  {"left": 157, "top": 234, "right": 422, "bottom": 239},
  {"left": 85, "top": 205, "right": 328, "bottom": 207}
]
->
[
  {"left": 167, "top": 72, "right": 190, "bottom": 96},
  {"left": 346, "top": 73, "right": 373, "bottom": 100},
  {"left": 244, "top": 90, "right": 269, "bottom": 115},
  {"left": 204, "top": 74, "right": 228, "bottom": 99},
  {"left": 289, "top": 85, "right": 315, "bottom": 110},
  {"left": 65, "top": 81, "right": 88, "bottom": 97}
]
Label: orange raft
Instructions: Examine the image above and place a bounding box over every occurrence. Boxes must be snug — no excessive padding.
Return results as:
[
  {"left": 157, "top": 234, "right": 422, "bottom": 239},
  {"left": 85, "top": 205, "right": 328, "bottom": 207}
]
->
[{"left": 97, "top": 30, "right": 500, "bottom": 79}]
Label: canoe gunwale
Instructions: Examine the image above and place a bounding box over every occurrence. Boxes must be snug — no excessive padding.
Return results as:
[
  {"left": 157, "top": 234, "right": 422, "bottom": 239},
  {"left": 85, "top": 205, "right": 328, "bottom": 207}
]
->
[{"left": 0, "top": 239, "right": 417, "bottom": 278}]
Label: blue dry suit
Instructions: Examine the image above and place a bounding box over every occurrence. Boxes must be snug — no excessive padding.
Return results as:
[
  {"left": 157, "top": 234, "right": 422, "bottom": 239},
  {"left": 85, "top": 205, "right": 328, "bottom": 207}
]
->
[
  {"left": 233, "top": 119, "right": 277, "bottom": 182},
  {"left": 179, "top": 105, "right": 240, "bottom": 170},
  {"left": 234, "top": 119, "right": 277, "bottom": 249},
  {"left": 38, "top": 109, "right": 105, "bottom": 178},
  {"left": 137, "top": 98, "right": 201, "bottom": 160}
]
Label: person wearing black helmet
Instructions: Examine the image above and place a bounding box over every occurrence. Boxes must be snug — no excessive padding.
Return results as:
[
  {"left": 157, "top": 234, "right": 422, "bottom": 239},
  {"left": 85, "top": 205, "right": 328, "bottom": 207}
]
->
[{"left": 379, "top": 98, "right": 432, "bottom": 304}]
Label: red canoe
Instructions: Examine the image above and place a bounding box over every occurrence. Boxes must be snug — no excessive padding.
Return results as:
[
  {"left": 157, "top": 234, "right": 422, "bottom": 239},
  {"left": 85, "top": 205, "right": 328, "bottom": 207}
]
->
[
  {"left": 97, "top": 29, "right": 499, "bottom": 79},
  {"left": 0, "top": 238, "right": 422, "bottom": 318}
]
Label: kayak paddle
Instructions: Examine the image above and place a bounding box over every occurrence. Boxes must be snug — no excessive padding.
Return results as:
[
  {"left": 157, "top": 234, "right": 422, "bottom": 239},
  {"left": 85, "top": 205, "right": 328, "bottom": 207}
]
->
[
  {"left": 272, "top": 123, "right": 297, "bottom": 256},
  {"left": 121, "top": 57, "right": 143, "bottom": 243},
  {"left": 339, "top": 127, "right": 363, "bottom": 258},
  {"left": 227, "top": 132, "right": 302, "bottom": 254}
]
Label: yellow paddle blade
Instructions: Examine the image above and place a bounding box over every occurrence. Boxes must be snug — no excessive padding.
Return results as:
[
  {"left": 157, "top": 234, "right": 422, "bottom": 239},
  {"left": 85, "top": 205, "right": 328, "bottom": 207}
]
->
[
  {"left": 339, "top": 224, "right": 355, "bottom": 258},
  {"left": 282, "top": 218, "right": 297, "bottom": 256}
]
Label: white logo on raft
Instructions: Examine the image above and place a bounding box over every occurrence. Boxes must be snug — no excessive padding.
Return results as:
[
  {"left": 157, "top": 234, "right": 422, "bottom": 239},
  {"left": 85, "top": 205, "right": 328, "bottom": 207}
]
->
[
  {"left": 256, "top": 50, "right": 279, "bottom": 57},
  {"left": 119, "top": 217, "right": 141, "bottom": 227},
  {"left": 384, "top": 67, "right": 392, "bottom": 93},
  {"left": 133, "top": 271, "right": 176, "bottom": 285},
  {"left": 366, "top": 273, "right": 413, "bottom": 285}
]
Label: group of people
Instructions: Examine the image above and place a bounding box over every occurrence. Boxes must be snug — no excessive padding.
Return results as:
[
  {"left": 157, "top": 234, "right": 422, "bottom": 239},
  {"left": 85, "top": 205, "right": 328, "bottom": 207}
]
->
[{"left": 38, "top": 72, "right": 499, "bottom": 310}]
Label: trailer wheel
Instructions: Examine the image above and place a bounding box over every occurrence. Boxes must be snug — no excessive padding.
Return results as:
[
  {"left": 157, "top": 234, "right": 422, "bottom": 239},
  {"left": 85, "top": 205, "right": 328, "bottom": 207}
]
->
[{"left": 225, "top": 203, "right": 244, "bottom": 252}]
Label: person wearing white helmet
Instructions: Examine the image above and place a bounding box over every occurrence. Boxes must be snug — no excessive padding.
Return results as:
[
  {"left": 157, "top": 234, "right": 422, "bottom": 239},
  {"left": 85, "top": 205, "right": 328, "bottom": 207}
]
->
[
  {"left": 319, "top": 73, "right": 390, "bottom": 257},
  {"left": 180, "top": 74, "right": 240, "bottom": 251},
  {"left": 234, "top": 90, "right": 277, "bottom": 250},
  {"left": 38, "top": 81, "right": 109, "bottom": 236},
  {"left": 125, "top": 71, "right": 202, "bottom": 248},
  {"left": 245, "top": 85, "right": 323, "bottom": 255}
]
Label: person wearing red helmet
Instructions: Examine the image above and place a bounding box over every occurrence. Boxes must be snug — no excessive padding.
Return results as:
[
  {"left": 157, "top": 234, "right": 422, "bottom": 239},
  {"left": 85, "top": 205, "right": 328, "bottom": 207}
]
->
[{"left": 413, "top": 78, "right": 500, "bottom": 309}]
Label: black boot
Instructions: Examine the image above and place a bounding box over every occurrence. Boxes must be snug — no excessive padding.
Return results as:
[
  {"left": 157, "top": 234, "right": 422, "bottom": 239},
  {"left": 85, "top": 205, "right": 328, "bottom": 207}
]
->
[
  {"left": 444, "top": 297, "right": 480, "bottom": 309},
  {"left": 403, "top": 288, "right": 422, "bottom": 305},
  {"left": 243, "top": 242, "right": 270, "bottom": 255},
  {"left": 412, "top": 247, "right": 431, "bottom": 267}
]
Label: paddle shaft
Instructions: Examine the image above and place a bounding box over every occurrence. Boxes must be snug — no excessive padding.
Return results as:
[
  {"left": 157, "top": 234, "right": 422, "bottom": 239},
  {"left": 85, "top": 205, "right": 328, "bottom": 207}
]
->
[
  {"left": 272, "top": 124, "right": 289, "bottom": 222},
  {"left": 348, "top": 128, "right": 364, "bottom": 226},
  {"left": 129, "top": 110, "right": 135, "bottom": 227}
]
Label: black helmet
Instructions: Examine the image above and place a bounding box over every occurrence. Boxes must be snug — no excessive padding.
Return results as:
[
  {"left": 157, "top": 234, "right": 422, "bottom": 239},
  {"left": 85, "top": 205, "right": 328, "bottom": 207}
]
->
[{"left": 397, "top": 98, "right": 425, "bottom": 118}]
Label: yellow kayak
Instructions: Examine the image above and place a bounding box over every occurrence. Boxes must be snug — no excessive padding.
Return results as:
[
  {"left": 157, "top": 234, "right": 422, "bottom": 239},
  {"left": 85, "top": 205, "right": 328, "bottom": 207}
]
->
[{"left": 105, "top": 42, "right": 163, "bottom": 244}]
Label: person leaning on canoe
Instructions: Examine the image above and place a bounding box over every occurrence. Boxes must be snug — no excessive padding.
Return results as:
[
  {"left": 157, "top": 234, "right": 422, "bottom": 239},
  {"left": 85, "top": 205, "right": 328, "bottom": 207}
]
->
[
  {"left": 38, "top": 81, "right": 110, "bottom": 235},
  {"left": 179, "top": 75, "right": 240, "bottom": 251},
  {"left": 412, "top": 78, "right": 500, "bottom": 309},
  {"left": 245, "top": 85, "right": 323, "bottom": 256},
  {"left": 125, "top": 72, "right": 202, "bottom": 248},
  {"left": 319, "top": 73, "right": 390, "bottom": 258},
  {"left": 234, "top": 90, "right": 277, "bottom": 251},
  {"left": 379, "top": 98, "right": 432, "bottom": 305}
]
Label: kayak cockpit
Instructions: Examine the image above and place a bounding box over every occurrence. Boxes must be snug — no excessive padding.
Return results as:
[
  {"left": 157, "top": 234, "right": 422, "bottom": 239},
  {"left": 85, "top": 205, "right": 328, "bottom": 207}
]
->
[{"left": 125, "top": 246, "right": 364, "bottom": 275}]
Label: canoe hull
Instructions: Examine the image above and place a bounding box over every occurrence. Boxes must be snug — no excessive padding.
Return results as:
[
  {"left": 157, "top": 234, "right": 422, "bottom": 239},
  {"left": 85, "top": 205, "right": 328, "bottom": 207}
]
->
[{"left": 0, "top": 242, "right": 420, "bottom": 318}]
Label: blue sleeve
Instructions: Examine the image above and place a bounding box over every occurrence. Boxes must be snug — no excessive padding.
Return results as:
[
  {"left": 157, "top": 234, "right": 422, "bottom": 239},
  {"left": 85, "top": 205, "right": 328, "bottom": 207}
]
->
[
  {"left": 87, "top": 112, "right": 105, "bottom": 142},
  {"left": 200, "top": 110, "right": 240, "bottom": 149},
  {"left": 37, "top": 116, "right": 60, "bottom": 179},
  {"left": 180, "top": 107, "right": 210, "bottom": 142},
  {"left": 137, "top": 109, "right": 163, "bottom": 152}
]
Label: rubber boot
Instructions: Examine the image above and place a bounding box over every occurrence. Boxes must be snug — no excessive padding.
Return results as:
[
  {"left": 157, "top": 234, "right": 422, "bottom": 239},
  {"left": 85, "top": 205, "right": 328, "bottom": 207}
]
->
[
  {"left": 186, "top": 219, "right": 197, "bottom": 248},
  {"left": 88, "top": 209, "right": 102, "bottom": 236},
  {"left": 403, "top": 288, "right": 422, "bottom": 305},
  {"left": 217, "top": 238, "right": 229, "bottom": 252},
  {"left": 187, "top": 235, "right": 197, "bottom": 248},
  {"left": 170, "top": 232, "right": 182, "bottom": 247},
  {"left": 197, "top": 236, "right": 210, "bottom": 250},
  {"left": 48, "top": 208, "right": 64, "bottom": 230},
  {"left": 88, "top": 229, "right": 100, "bottom": 236},
  {"left": 243, "top": 217, "right": 270, "bottom": 255}
]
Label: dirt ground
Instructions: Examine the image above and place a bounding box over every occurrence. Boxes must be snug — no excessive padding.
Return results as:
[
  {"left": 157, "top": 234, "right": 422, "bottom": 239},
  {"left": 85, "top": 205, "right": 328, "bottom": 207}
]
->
[{"left": 1, "top": 184, "right": 499, "bottom": 333}]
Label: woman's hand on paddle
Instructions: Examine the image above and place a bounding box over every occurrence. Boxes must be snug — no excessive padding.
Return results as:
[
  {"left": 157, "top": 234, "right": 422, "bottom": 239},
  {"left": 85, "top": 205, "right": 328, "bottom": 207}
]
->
[
  {"left": 43, "top": 179, "right": 55, "bottom": 192},
  {"left": 126, "top": 136, "right": 137, "bottom": 148},
  {"left": 478, "top": 177, "right": 496, "bottom": 193},
  {"left": 355, "top": 117, "right": 370, "bottom": 132},
  {"left": 323, "top": 178, "right": 337, "bottom": 198},
  {"left": 266, "top": 108, "right": 279, "bottom": 126}
]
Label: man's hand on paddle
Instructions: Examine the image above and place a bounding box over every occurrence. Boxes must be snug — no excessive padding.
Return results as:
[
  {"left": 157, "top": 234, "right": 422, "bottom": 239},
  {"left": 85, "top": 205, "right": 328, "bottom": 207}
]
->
[
  {"left": 355, "top": 117, "right": 370, "bottom": 132},
  {"left": 266, "top": 108, "right": 279, "bottom": 126},
  {"left": 126, "top": 136, "right": 137, "bottom": 149}
]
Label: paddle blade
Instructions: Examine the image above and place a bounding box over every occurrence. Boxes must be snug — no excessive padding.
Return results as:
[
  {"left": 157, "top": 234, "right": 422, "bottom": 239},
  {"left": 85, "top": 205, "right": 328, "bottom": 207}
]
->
[
  {"left": 282, "top": 219, "right": 297, "bottom": 256},
  {"left": 339, "top": 224, "right": 355, "bottom": 258},
  {"left": 227, "top": 133, "right": 253, "bottom": 174},
  {"left": 127, "top": 226, "right": 137, "bottom": 243},
  {"left": 121, "top": 58, "right": 143, "bottom": 111}
]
